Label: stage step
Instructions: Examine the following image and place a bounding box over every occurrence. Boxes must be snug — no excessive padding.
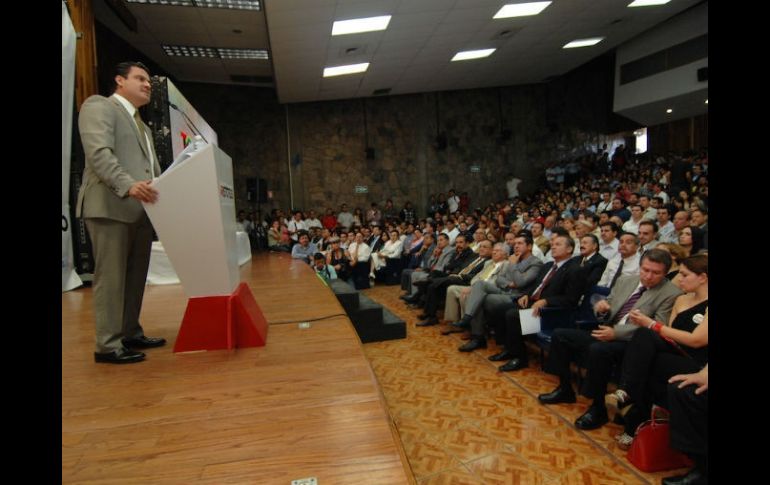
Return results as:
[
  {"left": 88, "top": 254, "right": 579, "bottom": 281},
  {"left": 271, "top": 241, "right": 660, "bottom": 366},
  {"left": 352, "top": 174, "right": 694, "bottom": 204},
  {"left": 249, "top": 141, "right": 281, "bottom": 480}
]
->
[{"left": 329, "top": 280, "right": 406, "bottom": 343}]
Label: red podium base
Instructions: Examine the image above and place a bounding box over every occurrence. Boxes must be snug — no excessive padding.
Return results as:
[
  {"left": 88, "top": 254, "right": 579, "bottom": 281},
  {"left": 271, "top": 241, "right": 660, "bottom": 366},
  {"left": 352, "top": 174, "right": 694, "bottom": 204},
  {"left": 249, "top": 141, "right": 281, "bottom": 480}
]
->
[{"left": 173, "top": 282, "right": 268, "bottom": 352}]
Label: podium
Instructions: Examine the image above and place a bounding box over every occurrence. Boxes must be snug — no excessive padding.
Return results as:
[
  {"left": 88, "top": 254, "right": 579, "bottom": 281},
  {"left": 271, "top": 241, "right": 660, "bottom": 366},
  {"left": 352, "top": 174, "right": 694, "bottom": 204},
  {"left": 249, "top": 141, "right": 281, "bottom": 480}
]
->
[{"left": 143, "top": 143, "right": 267, "bottom": 352}]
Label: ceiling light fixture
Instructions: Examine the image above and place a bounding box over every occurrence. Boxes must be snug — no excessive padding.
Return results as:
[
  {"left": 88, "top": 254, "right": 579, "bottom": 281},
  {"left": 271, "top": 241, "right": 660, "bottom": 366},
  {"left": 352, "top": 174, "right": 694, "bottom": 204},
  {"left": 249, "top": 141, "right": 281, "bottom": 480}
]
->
[
  {"left": 666, "top": 108, "right": 673, "bottom": 113},
  {"left": 323, "top": 63, "right": 370, "bottom": 77},
  {"left": 563, "top": 37, "right": 605, "bottom": 48},
  {"left": 493, "top": 2, "right": 552, "bottom": 19},
  {"left": 628, "top": 0, "right": 671, "bottom": 7},
  {"left": 451, "top": 48, "right": 496, "bottom": 61},
  {"left": 332, "top": 15, "right": 391, "bottom": 36},
  {"left": 704, "top": 99, "right": 708, "bottom": 104}
]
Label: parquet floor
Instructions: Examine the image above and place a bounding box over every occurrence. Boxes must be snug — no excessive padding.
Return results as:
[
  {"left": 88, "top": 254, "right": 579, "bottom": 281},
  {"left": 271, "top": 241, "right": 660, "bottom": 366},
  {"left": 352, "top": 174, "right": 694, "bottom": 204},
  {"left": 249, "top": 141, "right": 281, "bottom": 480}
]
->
[{"left": 361, "top": 284, "right": 690, "bottom": 484}]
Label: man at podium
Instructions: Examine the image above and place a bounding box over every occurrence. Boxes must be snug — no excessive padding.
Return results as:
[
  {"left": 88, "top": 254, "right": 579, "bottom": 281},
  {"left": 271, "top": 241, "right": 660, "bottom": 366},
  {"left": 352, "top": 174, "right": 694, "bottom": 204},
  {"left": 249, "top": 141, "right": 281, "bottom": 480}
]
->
[{"left": 77, "top": 61, "right": 166, "bottom": 364}]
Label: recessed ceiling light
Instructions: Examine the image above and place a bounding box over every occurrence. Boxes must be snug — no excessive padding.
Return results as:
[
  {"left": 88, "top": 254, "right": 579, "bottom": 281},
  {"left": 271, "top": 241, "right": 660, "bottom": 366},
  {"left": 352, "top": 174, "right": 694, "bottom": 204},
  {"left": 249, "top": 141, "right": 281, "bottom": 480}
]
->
[
  {"left": 323, "top": 63, "right": 370, "bottom": 77},
  {"left": 451, "top": 48, "right": 496, "bottom": 61},
  {"left": 332, "top": 15, "right": 391, "bottom": 36},
  {"left": 218, "top": 48, "right": 269, "bottom": 59},
  {"left": 666, "top": 108, "right": 673, "bottom": 113},
  {"left": 493, "top": 2, "right": 552, "bottom": 19},
  {"left": 704, "top": 99, "right": 708, "bottom": 104},
  {"left": 628, "top": 0, "right": 671, "bottom": 7},
  {"left": 563, "top": 37, "right": 605, "bottom": 49},
  {"left": 162, "top": 45, "right": 218, "bottom": 58},
  {"left": 126, "top": 0, "right": 261, "bottom": 9}
]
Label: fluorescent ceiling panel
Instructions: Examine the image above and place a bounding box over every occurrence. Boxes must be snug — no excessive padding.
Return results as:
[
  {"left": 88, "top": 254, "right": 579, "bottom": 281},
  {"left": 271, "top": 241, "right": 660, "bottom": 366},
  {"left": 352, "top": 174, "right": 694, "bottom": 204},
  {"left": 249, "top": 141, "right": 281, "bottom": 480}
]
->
[
  {"left": 628, "top": 0, "right": 671, "bottom": 7},
  {"left": 493, "top": 2, "right": 552, "bottom": 19},
  {"left": 563, "top": 37, "right": 604, "bottom": 48},
  {"left": 451, "top": 48, "right": 496, "bottom": 61},
  {"left": 323, "top": 62, "right": 370, "bottom": 77},
  {"left": 332, "top": 15, "right": 392, "bottom": 36}
]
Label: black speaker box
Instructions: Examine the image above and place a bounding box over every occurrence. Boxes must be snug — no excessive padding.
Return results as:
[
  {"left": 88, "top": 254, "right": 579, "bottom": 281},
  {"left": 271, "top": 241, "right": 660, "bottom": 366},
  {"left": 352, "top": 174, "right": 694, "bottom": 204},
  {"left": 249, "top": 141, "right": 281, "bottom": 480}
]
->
[{"left": 697, "top": 67, "right": 708, "bottom": 82}]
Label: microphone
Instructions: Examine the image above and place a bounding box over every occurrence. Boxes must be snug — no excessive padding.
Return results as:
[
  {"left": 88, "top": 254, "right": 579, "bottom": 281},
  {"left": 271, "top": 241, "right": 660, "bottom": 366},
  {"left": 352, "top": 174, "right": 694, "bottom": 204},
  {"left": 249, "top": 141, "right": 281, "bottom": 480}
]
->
[{"left": 168, "top": 102, "right": 209, "bottom": 144}]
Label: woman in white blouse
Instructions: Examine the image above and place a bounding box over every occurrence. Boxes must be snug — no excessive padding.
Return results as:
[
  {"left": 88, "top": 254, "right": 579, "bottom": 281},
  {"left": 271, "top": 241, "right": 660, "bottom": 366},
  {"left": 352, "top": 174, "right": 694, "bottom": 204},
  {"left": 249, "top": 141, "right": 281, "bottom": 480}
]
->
[{"left": 370, "top": 230, "right": 403, "bottom": 277}]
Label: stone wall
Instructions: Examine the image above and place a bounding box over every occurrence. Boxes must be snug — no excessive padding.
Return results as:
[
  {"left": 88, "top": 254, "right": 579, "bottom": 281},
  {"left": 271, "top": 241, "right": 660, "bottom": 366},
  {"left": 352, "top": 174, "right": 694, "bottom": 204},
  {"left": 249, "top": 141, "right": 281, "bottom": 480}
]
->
[{"left": 174, "top": 54, "right": 638, "bottom": 217}]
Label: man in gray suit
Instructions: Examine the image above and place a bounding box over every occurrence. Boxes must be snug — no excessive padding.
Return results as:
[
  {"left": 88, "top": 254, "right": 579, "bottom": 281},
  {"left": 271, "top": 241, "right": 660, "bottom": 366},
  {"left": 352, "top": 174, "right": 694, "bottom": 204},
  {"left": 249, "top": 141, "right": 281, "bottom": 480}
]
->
[
  {"left": 538, "top": 248, "right": 682, "bottom": 430},
  {"left": 78, "top": 61, "right": 165, "bottom": 364},
  {"left": 450, "top": 233, "right": 542, "bottom": 349}
]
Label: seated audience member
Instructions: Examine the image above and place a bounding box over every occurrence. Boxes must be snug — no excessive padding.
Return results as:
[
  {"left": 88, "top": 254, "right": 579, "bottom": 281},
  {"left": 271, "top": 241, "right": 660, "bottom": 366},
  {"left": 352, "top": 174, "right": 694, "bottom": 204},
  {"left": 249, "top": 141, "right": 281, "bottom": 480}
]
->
[
  {"left": 662, "top": 365, "right": 708, "bottom": 485},
  {"left": 347, "top": 232, "right": 372, "bottom": 289},
  {"left": 637, "top": 220, "right": 659, "bottom": 254},
  {"left": 290, "top": 231, "right": 317, "bottom": 263},
  {"left": 443, "top": 242, "right": 508, "bottom": 329},
  {"left": 267, "top": 220, "right": 291, "bottom": 252},
  {"left": 598, "top": 221, "right": 619, "bottom": 261},
  {"left": 656, "top": 242, "right": 688, "bottom": 288},
  {"left": 415, "top": 237, "right": 489, "bottom": 327},
  {"left": 400, "top": 233, "right": 443, "bottom": 297},
  {"left": 576, "top": 234, "right": 608, "bottom": 292},
  {"left": 404, "top": 228, "right": 425, "bottom": 267},
  {"left": 452, "top": 233, "right": 542, "bottom": 348},
  {"left": 326, "top": 237, "right": 351, "bottom": 281},
  {"left": 321, "top": 208, "right": 337, "bottom": 231},
  {"left": 605, "top": 254, "right": 708, "bottom": 450},
  {"left": 622, "top": 205, "right": 645, "bottom": 235},
  {"left": 596, "top": 233, "right": 641, "bottom": 289},
  {"left": 313, "top": 252, "right": 337, "bottom": 283},
  {"left": 537, "top": 249, "right": 682, "bottom": 430},
  {"left": 679, "top": 225, "right": 705, "bottom": 257},
  {"left": 485, "top": 234, "right": 583, "bottom": 370},
  {"left": 370, "top": 230, "right": 404, "bottom": 279}
]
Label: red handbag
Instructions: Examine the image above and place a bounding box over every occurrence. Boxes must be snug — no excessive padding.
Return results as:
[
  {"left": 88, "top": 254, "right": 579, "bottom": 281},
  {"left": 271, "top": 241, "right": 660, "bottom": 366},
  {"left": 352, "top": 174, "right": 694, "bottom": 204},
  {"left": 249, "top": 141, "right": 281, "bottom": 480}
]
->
[{"left": 627, "top": 406, "right": 693, "bottom": 472}]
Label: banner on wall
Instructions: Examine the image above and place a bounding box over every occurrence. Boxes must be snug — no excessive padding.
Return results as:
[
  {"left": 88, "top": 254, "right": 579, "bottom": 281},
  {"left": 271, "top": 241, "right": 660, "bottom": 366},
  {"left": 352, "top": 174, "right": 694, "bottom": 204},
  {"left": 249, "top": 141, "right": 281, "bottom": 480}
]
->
[{"left": 62, "top": 1, "right": 82, "bottom": 292}]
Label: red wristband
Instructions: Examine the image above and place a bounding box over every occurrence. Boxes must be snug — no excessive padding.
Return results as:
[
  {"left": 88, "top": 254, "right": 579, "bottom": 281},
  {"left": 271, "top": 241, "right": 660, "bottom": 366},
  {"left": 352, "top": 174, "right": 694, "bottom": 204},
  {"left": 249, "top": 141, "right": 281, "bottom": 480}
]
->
[{"left": 652, "top": 322, "right": 663, "bottom": 334}]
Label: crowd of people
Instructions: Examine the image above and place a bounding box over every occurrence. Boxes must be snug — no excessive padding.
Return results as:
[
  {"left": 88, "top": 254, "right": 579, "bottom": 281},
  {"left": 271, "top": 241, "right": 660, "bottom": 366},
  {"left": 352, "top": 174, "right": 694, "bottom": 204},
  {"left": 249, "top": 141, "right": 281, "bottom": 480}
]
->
[{"left": 253, "top": 148, "right": 709, "bottom": 483}]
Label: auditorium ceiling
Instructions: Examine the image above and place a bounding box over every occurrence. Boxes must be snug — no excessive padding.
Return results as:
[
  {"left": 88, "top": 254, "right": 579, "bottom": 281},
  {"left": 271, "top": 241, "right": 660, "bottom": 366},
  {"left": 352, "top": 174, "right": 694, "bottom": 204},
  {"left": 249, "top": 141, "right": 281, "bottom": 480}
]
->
[{"left": 93, "top": 0, "right": 705, "bottom": 105}]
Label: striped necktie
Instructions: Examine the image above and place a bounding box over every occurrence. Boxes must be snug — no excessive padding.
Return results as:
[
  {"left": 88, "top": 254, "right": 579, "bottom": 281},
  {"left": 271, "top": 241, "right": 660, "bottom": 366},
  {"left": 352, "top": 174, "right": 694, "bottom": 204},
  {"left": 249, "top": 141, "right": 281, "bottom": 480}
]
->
[
  {"left": 532, "top": 263, "right": 559, "bottom": 301},
  {"left": 612, "top": 286, "right": 647, "bottom": 324}
]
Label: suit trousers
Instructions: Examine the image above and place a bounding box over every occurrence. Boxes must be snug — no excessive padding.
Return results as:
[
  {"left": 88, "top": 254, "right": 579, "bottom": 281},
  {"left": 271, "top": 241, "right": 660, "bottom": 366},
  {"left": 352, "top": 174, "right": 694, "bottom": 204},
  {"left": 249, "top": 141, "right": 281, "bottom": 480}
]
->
[
  {"left": 444, "top": 285, "right": 471, "bottom": 322},
  {"left": 479, "top": 294, "right": 517, "bottom": 340},
  {"left": 409, "top": 270, "right": 430, "bottom": 296},
  {"left": 424, "top": 276, "right": 462, "bottom": 316},
  {"left": 85, "top": 215, "right": 153, "bottom": 353},
  {"left": 667, "top": 381, "right": 708, "bottom": 466},
  {"left": 544, "top": 328, "right": 627, "bottom": 399},
  {"left": 401, "top": 268, "right": 415, "bottom": 291},
  {"left": 502, "top": 307, "right": 528, "bottom": 358}
]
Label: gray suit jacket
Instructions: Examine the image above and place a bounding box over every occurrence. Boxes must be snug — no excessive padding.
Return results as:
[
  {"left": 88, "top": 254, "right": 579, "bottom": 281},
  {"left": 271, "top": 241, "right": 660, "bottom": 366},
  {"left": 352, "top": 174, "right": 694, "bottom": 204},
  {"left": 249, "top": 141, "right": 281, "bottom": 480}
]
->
[
  {"left": 495, "top": 254, "right": 544, "bottom": 296},
  {"left": 603, "top": 274, "right": 683, "bottom": 341},
  {"left": 77, "top": 95, "right": 161, "bottom": 223},
  {"left": 432, "top": 246, "right": 455, "bottom": 272}
]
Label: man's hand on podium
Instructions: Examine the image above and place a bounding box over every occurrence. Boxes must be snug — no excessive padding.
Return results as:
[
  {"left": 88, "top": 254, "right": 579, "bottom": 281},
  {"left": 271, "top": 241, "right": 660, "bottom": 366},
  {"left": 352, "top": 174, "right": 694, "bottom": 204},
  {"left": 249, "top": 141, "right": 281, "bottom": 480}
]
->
[{"left": 129, "top": 180, "right": 159, "bottom": 203}]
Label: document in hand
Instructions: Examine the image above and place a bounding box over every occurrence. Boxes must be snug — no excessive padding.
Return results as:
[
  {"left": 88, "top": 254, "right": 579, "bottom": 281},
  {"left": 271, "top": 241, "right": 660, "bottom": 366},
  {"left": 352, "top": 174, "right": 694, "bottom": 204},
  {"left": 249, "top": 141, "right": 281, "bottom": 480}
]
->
[{"left": 519, "top": 308, "right": 541, "bottom": 335}]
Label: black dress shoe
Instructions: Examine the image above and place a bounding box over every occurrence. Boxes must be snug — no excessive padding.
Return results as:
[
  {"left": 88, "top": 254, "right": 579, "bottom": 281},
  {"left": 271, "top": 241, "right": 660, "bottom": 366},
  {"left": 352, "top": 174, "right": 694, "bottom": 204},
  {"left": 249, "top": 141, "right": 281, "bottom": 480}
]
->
[
  {"left": 662, "top": 468, "right": 707, "bottom": 485},
  {"left": 488, "top": 350, "right": 514, "bottom": 362},
  {"left": 94, "top": 348, "right": 146, "bottom": 364},
  {"left": 499, "top": 358, "right": 528, "bottom": 372},
  {"left": 416, "top": 313, "right": 431, "bottom": 320},
  {"left": 416, "top": 318, "right": 438, "bottom": 327},
  {"left": 574, "top": 407, "right": 609, "bottom": 430},
  {"left": 402, "top": 295, "right": 419, "bottom": 303},
  {"left": 122, "top": 335, "right": 167, "bottom": 349},
  {"left": 458, "top": 339, "right": 486, "bottom": 352},
  {"left": 450, "top": 316, "right": 471, "bottom": 328},
  {"left": 538, "top": 387, "right": 577, "bottom": 405}
]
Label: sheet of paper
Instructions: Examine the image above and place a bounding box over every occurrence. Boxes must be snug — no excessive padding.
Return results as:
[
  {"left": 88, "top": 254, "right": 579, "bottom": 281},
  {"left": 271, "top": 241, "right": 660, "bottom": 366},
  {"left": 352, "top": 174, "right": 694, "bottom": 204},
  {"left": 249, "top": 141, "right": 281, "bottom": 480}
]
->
[{"left": 519, "top": 308, "right": 541, "bottom": 335}]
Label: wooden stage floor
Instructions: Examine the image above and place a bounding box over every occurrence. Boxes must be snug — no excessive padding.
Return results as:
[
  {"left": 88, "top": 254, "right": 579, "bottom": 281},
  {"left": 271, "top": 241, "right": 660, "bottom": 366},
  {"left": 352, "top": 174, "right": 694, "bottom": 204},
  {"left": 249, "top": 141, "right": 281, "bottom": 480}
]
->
[{"left": 62, "top": 252, "right": 413, "bottom": 484}]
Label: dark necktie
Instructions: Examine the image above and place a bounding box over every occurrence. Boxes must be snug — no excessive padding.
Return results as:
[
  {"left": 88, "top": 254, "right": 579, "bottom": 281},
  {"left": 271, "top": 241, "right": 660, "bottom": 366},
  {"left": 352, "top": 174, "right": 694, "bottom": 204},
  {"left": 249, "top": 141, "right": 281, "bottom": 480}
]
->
[
  {"left": 609, "top": 259, "right": 625, "bottom": 289},
  {"left": 532, "top": 264, "right": 559, "bottom": 301},
  {"left": 580, "top": 257, "right": 587, "bottom": 267},
  {"left": 612, "top": 286, "right": 647, "bottom": 324}
]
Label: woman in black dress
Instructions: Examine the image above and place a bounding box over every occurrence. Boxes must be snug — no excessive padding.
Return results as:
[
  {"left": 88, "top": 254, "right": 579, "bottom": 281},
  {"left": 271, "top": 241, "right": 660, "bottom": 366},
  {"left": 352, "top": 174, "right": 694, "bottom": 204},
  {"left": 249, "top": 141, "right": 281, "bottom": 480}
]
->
[{"left": 606, "top": 253, "right": 708, "bottom": 449}]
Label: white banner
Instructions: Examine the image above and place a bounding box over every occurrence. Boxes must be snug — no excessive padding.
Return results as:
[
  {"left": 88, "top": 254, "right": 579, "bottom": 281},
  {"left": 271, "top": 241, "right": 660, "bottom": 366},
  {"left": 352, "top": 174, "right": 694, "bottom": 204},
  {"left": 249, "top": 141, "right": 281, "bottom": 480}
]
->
[{"left": 62, "top": 2, "right": 82, "bottom": 291}]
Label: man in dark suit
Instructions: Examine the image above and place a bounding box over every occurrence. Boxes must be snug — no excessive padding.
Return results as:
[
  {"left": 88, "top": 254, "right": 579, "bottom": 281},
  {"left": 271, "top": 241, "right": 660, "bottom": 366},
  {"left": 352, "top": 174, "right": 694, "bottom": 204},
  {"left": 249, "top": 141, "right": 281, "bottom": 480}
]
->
[
  {"left": 77, "top": 61, "right": 166, "bottom": 364},
  {"left": 576, "top": 234, "right": 608, "bottom": 292},
  {"left": 537, "top": 249, "right": 682, "bottom": 430},
  {"left": 491, "top": 234, "right": 584, "bottom": 371}
]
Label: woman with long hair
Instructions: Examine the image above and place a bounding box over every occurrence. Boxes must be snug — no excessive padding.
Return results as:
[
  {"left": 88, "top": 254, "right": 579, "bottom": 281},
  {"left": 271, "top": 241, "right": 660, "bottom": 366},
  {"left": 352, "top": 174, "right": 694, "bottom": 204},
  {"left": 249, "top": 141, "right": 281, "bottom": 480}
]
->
[
  {"left": 607, "top": 254, "right": 708, "bottom": 450},
  {"left": 679, "top": 225, "right": 705, "bottom": 257}
]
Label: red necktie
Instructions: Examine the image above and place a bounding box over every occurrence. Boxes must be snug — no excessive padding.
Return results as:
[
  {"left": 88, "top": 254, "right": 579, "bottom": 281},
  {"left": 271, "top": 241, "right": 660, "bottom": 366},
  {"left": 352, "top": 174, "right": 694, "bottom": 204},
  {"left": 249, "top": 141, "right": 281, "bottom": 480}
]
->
[{"left": 532, "top": 264, "right": 559, "bottom": 301}]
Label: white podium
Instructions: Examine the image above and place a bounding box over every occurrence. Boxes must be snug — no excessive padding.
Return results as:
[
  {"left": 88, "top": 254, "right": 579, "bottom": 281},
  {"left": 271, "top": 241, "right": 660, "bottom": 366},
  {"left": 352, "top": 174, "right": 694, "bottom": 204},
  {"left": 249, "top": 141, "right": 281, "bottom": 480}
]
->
[{"left": 143, "top": 143, "right": 267, "bottom": 352}]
